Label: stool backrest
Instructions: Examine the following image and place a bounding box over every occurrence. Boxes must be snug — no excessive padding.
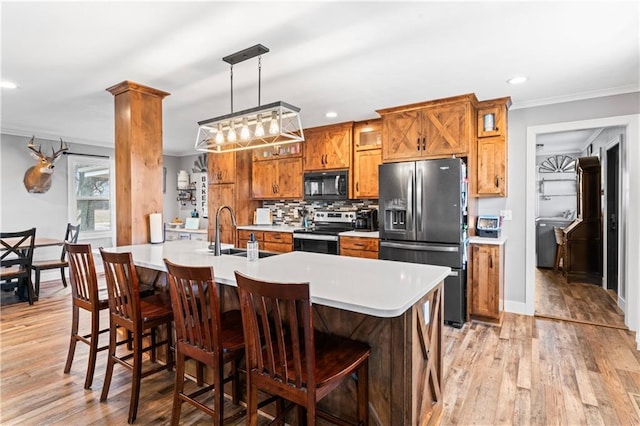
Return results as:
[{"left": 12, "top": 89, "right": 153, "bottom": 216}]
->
[
  {"left": 99, "top": 249, "right": 142, "bottom": 326},
  {"left": 66, "top": 243, "right": 99, "bottom": 306},
  {"left": 554, "top": 227, "right": 565, "bottom": 246},
  {"left": 235, "top": 271, "right": 315, "bottom": 391},
  {"left": 164, "top": 259, "right": 222, "bottom": 354}
]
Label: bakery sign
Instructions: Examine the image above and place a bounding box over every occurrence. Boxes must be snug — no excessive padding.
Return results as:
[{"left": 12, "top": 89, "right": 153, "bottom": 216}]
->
[{"left": 192, "top": 172, "right": 208, "bottom": 218}]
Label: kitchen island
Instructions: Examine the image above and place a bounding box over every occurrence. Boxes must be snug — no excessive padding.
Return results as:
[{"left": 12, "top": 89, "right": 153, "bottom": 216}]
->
[{"left": 101, "top": 239, "right": 450, "bottom": 425}]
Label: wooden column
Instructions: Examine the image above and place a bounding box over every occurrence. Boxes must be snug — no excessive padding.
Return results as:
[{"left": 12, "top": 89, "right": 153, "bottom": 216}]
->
[{"left": 106, "top": 81, "right": 170, "bottom": 246}]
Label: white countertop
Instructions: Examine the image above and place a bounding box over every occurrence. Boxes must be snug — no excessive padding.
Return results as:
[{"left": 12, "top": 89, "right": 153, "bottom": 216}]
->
[
  {"left": 101, "top": 240, "right": 449, "bottom": 318},
  {"left": 339, "top": 230, "right": 379, "bottom": 238},
  {"left": 468, "top": 236, "right": 507, "bottom": 245},
  {"left": 237, "top": 224, "right": 300, "bottom": 233}
]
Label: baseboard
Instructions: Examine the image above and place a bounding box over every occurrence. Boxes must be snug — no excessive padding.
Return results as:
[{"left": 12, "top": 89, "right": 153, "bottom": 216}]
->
[{"left": 504, "top": 300, "right": 529, "bottom": 316}]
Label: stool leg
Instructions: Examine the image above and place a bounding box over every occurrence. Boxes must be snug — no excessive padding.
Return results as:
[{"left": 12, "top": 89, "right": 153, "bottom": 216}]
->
[
  {"left": 84, "top": 307, "right": 100, "bottom": 389},
  {"left": 63, "top": 303, "right": 79, "bottom": 375},
  {"left": 128, "top": 331, "right": 144, "bottom": 423},
  {"left": 100, "top": 322, "right": 117, "bottom": 402},
  {"left": 170, "top": 352, "right": 185, "bottom": 426},
  {"left": 357, "top": 360, "right": 369, "bottom": 426}
]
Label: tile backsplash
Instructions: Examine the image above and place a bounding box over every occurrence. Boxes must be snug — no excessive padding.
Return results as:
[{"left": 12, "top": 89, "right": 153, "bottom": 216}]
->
[{"left": 262, "top": 200, "right": 378, "bottom": 226}]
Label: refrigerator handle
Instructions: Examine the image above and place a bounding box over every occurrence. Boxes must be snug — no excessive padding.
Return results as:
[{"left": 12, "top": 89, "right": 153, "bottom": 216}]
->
[
  {"left": 407, "top": 169, "right": 414, "bottom": 230},
  {"left": 416, "top": 167, "right": 423, "bottom": 232}
]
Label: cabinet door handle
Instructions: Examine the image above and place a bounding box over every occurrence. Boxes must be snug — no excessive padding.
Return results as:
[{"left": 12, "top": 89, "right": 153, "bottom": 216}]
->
[
  {"left": 489, "top": 255, "right": 493, "bottom": 268},
  {"left": 354, "top": 243, "right": 365, "bottom": 247},
  {"left": 417, "top": 138, "right": 420, "bottom": 151},
  {"left": 275, "top": 184, "right": 279, "bottom": 193},
  {"left": 356, "top": 182, "right": 359, "bottom": 192},
  {"left": 422, "top": 137, "right": 426, "bottom": 151},
  {"left": 272, "top": 184, "right": 276, "bottom": 194},
  {"left": 495, "top": 176, "right": 500, "bottom": 188}
]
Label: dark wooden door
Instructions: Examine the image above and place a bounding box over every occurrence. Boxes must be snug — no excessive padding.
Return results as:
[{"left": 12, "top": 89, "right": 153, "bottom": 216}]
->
[{"left": 606, "top": 143, "right": 620, "bottom": 293}]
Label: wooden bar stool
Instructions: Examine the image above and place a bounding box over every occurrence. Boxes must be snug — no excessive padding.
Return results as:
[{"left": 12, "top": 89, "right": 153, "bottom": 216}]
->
[
  {"left": 235, "top": 271, "right": 371, "bottom": 426},
  {"left": 63, "top": 242, "right": 111, "bottom": 389},
  {"left": 164, "top": 259, "right": 246, "bottom": 426},
  {"left": 99, "top": 248, "right": 174, "bottom": 424}
]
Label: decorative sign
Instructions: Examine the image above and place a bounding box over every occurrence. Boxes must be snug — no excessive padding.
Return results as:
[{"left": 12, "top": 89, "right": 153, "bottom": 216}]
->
[{"left": 192, "top": 172, "right": 208, "bottom": 218}]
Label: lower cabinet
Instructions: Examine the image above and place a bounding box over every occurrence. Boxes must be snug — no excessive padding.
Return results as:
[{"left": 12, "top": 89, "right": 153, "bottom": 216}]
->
[
  {"left": 468, "top": 241, "right": 504, "bottom": 324},
  {"left": 237, "top": 230, "right": 293, "bottom": 253},
  {"left": 339, "top": 236, "right": 379, "bottom": 259},
  {"left": 165, "top": 229, "right": 207, "bottom": 241}
]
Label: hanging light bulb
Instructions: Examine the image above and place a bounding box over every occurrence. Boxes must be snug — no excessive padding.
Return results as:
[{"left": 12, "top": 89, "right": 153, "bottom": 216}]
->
[
  {"left": 215, "top": 123, "right": 224, "bottom": 144},
  {"left": 240, "top": 117, "right": 251, "bottom": 140},
  {"left": 254, "top": 114, "right": 265, "bottom": 137},
  {"left": 269, "top": 110, "right": 279, "bottom": 135},
  {"left": 227, "top": 121, "right": 237, "bottom": 142}
]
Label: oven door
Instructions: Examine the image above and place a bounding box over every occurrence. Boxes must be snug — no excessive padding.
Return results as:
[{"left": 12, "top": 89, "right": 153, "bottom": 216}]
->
[{"left": 293, "top": 234, "right": 339, "bottom": 254}]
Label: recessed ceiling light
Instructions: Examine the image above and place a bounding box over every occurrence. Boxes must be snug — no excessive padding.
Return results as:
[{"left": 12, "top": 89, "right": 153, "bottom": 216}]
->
[
  {"left": 507, "top": 76, "right": 527, "bottom": 85},
  {"left": 0, "top": 81, "right": 17, "bottom": 89},
  {"left": 325, "top": 111, "right": 338, "bottom": 118}
]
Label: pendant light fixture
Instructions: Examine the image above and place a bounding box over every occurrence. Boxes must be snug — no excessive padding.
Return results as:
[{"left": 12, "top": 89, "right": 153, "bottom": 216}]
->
[{"left": 195, "top": 44, "right": 304, "bottom": 154}]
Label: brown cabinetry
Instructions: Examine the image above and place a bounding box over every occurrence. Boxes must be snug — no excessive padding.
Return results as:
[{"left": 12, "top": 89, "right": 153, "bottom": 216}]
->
[
  {"left": 468, "top": 241, "right": 504, "bottom": 324},
  {"left": 353, "top": 120, "right": 382, "bottom": 199},
  {"left": 208, "top": 151, "right": 236, "bottom": 184},
  {"left": 339, "top": 236, "right": 379, "bottom": 259},
  {"left": 303, "top": 122, "right": 353, "bottom": 171},
  {"left": 237, "top": 229, "right": 293, "bottom": 253},
  {"left": 378, "top": 94, "right": 476, "bottom": 162},
  {"left": 207, "top": 150, "right": 260, "bottom": 246},
  {"left": 475, "top": 97, "right": 510, "bottom": 197},
  {"left": 251, "top": 157, "right": 302, "bottom": 199}
]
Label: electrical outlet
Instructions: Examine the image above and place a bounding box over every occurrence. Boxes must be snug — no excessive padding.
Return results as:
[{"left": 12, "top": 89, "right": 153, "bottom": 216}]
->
[{"left": 500, "top": 210, "right": 512, "bottom": 221}]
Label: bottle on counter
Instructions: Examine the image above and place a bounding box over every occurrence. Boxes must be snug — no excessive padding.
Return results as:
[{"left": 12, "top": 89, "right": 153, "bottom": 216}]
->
[{"left": 247, "top": 233, "right": 259, "bottom": 262}]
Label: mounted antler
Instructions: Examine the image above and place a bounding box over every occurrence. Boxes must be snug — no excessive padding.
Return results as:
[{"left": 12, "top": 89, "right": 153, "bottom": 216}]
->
[{"left": 23, "top": 136, "right": 70, "bottom": 193}]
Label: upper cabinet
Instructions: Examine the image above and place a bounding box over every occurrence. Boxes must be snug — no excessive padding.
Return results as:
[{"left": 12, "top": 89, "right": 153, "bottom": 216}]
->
[
  {"left": 208, "top": 151, "right": 236, "bottom": 184},
  {"left": 353, "top": 120, "right": 382, "bottom": 199},
  {"left": 303, "top": 122, "right": 353, "bottom": 171},
  {"left": 378, "top": 94, "right": 476, "bottom": 162},
  {"left": 474, "top": 97, "right": 511, "bottom": 197},
  {"left": 251, "top": 157, "right": 302, "bottom": 200}
]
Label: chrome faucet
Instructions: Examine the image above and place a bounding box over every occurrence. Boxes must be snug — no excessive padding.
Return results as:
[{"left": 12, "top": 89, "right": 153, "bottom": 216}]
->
[{"left": 213, "top": 205, "right": 237, "bottom": 256}]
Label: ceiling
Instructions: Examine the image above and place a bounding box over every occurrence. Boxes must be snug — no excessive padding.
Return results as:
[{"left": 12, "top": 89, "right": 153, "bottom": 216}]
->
[{"left": 1, "top": 1, "right": 638, "bottom": 156}]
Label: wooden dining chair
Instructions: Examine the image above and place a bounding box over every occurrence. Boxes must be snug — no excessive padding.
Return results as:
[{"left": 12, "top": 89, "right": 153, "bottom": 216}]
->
[
  {"left": 99, "top": 248, "right": 174, "bottom": 424},
  {"left": 63, "top": 243, "right": 113, "bottom": 389},
  {"left": 164, "top": 259, "right": 246, "bottom": 426},
  {"left": 234, "top": 271, "right": 371, "bottom": 426},
  {"left": 31, "top": 223, "right": 80, "bottom": 296},
  {"left": 1, "top": 228, "right": 37, "bottom": 304}
]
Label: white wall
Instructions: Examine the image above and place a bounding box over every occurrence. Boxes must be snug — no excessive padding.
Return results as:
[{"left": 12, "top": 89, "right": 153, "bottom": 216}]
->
[{"left": 478, "top": 92, "right": 640, "bottom": 313}]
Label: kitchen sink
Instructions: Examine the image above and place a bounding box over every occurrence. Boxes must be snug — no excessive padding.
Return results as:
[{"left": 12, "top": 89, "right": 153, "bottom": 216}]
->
[{"left": 220, "top": 248, "right": 280, "bottom": 259}]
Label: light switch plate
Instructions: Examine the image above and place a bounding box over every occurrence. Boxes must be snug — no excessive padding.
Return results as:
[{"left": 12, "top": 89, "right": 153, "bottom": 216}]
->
[{"left": 500, "top": 210, "right": 512, "bottom": 221}]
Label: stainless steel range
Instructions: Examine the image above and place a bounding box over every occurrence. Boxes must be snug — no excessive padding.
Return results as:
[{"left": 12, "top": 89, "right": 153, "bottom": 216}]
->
[{"left": 293, "top": 210, "right": 356, "bottom": 254}]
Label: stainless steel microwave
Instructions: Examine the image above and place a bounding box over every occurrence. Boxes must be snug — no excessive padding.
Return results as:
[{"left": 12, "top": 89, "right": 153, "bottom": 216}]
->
[{"left": 303, "top": 170, "right": 348, "bottom": 201}]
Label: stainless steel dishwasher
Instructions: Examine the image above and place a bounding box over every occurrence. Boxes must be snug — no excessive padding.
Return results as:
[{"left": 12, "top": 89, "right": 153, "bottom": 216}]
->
[{"left": 536, "top": 218, "right": 573, "bottom": 268}]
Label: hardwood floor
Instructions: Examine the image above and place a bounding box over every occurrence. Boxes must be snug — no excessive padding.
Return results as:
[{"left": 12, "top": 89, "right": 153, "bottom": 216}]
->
[
  {"left": 2, "top": 279, "right": 640, "bottom": 425},
  {"left": 535, "top": 267, "right": 626, "bottom": 329}
]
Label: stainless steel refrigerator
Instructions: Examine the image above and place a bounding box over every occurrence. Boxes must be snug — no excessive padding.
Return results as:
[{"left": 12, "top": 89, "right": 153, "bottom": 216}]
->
[{"left": 378, "top": 158, "right": 468, "bottom": 327}]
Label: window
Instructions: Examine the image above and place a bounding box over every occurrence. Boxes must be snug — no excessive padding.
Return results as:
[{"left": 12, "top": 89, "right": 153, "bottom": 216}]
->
[{"left": 67, "top": 155, "right": 114, "bottom": 239}]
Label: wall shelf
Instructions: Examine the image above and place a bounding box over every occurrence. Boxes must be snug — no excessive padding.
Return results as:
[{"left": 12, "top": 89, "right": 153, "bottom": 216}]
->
[{"left": 177, "top": 187, "right": 196, "bottom": 206}]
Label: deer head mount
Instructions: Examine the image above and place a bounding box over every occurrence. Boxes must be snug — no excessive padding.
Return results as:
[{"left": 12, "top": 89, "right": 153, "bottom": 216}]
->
[{"left": 23, "top": 136, "right": 69, "bottom": 193}]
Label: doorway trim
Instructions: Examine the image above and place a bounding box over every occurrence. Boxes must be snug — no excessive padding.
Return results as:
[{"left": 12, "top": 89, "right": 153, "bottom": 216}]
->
[
  {"left": 525, "top": 114, "right": 639, "bottom": 336},
  {"left": 603, "top": 136, "right": 624, "bottom": 310}
]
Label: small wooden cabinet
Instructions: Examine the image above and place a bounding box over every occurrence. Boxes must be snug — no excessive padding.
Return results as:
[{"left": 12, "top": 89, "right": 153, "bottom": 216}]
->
[
  {"left": 237, "top": 229, "right": 293, "bottom": 253},
  {"left": 378, "top": 95, "right": 476, "bottom": 162},
  {"left": 353, "top": 120, "right": 382, "bottom": 199},
  {"left": 475, "top": 97, "right": 511, "bottom": 197},
  {"left": 468, "top": 241, "right": 504, "bottom": 324},
  {"left": 339, "top": 236, "right": 379, "bottom": 259},
  {"left": 303, "top": 122, "right": 353, "bottom": 171},
  {"left": 251, "top": 157, "right": 302, "bottom": 199},
  {"left": 208, "top": 151, "right": 236, "bottom": 184}
]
